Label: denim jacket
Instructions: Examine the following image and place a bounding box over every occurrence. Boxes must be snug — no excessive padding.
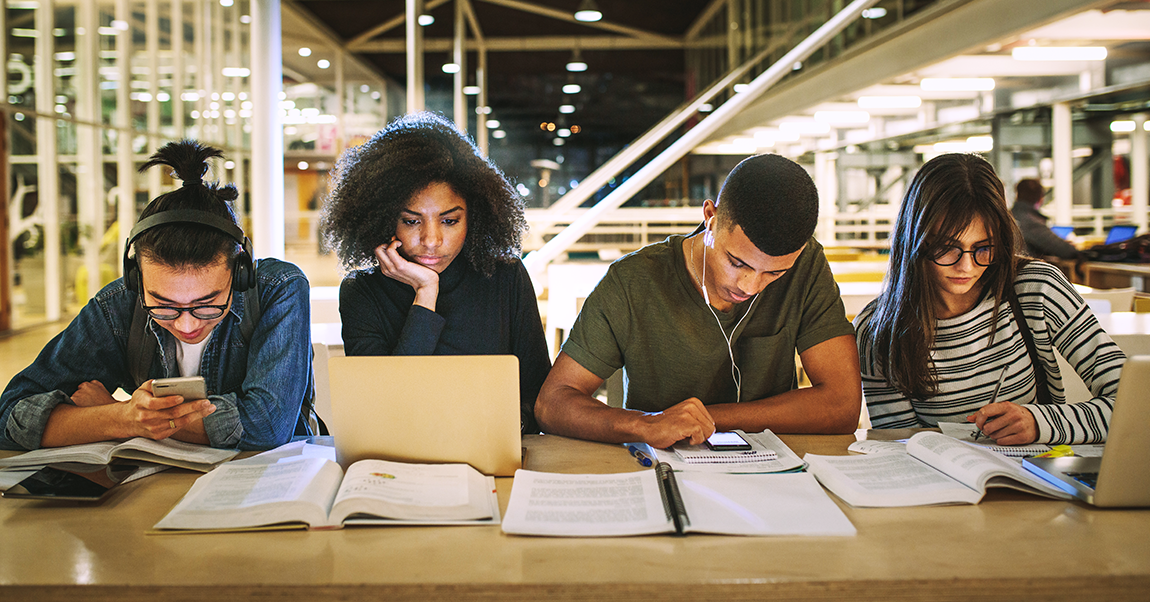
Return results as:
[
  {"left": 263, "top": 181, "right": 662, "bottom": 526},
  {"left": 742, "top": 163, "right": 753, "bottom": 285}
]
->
[{"left": 0, "top": 258, "right": 315, "bottom": 451}]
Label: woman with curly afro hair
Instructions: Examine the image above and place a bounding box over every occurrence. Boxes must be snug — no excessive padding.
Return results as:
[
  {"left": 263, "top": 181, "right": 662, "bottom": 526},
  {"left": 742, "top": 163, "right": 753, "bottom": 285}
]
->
[{"left": 321, "top": 112, "right": 550, "bottom": 433}]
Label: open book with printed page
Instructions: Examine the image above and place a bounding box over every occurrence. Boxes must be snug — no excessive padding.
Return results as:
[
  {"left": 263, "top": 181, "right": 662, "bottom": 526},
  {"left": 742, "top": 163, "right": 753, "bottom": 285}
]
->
[
  {"left": 804, "top": 431, "right": 1074, "bottom": 507},
  {"left": 151, "top": 457, "right": 499, "bottom": 533},
  {"left": 501, "top": 464, "right": 856, "bottom": 537},
  {"left": 0, "top": 438, "right": 239, "bottom": 473}
]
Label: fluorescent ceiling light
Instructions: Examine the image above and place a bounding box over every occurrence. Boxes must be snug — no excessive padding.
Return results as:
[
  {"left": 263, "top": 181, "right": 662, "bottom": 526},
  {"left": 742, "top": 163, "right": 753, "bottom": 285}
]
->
[
  {"left": 566, "top": 60, "right": 587, "bottom": 72},
  {"left": 463, "top": 85, "right": 480, "bottom": 95},
  {"left": 418, "top": 14, "right": 434, "bottom": 26},
  {"left": 562, "top": 84, "right": 581, "bottom": 94},
  {"left": 492, "top": 130, "right": 506, "bottom": 139},
  {"left": 857, "top": 95, "right": 921, "bottom": 109},
  {"left": 779, "top": 121, "right": 831, "bottom": 135},
  {"left": 222, "top": 67, "right": 250, "bottom": 77},
  {"left": 814, "top": 110, "right": 870, "bottom": 125},
  {"left": 559, "top": 104, "right": 576, "bottom": 114},
  {"left": 733, "top": 83, "right": 749, "bottom": 93},
  {"left": 486, "top": 119, "right": 500, "bottom": 129},
  {"left": 861, "top": 8, "right": 886, "bottom": 19},
  {"left": 1012, "top": 46, "right": 1107, "bottom": 61},
  {"left": 442, "top": 63, "right": 460, "bottom": 74},
  {"left": 920, "top": 78, "right": 995, "bottom": 91},
  {"left": 1111, "top": 121, "right": 1136, "bottom": 132},
  {"left": 698, "top": 103, "right": 714, "bottom": 113}
]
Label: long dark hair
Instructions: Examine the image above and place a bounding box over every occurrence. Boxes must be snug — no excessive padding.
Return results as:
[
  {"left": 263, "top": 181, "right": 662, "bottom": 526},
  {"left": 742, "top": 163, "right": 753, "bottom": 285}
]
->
[
  {"left": 320, "top": 111, "right": 525, "bottom": 277},
  {"left": 866, "top": 153, "right": 1025, "bottom": 399},
  {"left": 135, "top": 140, "right": 241, "bottom": 268}
]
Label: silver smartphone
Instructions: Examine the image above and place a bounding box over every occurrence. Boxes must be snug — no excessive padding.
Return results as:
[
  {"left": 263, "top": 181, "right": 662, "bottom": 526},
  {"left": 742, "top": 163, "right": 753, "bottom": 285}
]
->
[{"left": 152, "top": 376, "right": 207, "bottom": 401}]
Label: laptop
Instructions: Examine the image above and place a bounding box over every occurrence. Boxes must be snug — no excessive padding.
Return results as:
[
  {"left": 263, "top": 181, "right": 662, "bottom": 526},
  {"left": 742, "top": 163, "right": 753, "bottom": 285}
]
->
[
  {"left": 1050, "top": 225, "right": 1074, "bottom": 240},
  {"left": 327, "top": 355, "right": 522, "bottom": 476},
  {"left": 1023, "top": 355, "right": 1150, "bottom": 507},
  {"left": 1104, "top": 224, "right": 1137, "bottom": 245}
]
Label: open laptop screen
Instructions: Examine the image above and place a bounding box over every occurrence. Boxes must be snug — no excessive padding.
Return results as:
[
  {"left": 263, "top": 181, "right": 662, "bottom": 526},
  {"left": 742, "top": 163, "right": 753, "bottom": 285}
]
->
[
  {"left": 1105, "top": 225, "right": 1137, "bottom": 245},
  {"left": 1050, "top": 226, "right": 1074, "bottom": 240}
]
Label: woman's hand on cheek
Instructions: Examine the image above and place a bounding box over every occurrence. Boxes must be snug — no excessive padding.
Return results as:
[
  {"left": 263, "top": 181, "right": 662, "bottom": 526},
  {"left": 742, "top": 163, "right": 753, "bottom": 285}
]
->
[{"left": 374, "top": 240, "right": 440, "bottom": 311}]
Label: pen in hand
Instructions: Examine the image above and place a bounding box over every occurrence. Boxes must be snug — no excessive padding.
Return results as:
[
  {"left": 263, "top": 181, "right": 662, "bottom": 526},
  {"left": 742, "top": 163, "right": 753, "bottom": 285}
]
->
[{"left": 972, "top": 365, "right": 1009, "bottom": 441}]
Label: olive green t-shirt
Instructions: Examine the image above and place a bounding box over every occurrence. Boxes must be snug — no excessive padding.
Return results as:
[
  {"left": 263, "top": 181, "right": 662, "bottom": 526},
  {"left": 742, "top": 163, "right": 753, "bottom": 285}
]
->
[{"left": 562, "top": 235, "right": 854, "bottom": 412}]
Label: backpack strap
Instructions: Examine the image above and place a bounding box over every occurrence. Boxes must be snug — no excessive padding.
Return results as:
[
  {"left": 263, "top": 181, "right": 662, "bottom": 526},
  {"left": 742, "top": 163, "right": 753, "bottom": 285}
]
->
[
  {"left": 1006, "top": 286, "right": 1053, "bottom": 405},
  {"left": 127, "top": 297, "right": 159, "bottom": 390}
]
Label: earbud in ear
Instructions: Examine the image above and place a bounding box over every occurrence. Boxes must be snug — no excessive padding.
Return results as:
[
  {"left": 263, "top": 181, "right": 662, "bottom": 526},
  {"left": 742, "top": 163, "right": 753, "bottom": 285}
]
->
[{"left": 702, "top": 216, "right": 715, "bottom": 248}]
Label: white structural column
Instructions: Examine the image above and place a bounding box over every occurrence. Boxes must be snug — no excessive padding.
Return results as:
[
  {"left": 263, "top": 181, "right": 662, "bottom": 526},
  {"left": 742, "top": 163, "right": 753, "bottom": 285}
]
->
[
  {"left": 147, "top": 0, "right": 162, "bottom": 200},
  {"left": 406, "top": 0, "right": 425, "bottom": 113},
  {"left": 76, "top": 0, "right": 102, "bottom": 301},
  {"left": 1051, "top": 102, "right": 1073, "bottom": 226},
  {"left": 36, "top": 1, "right": 60, "bottom": 320},
  {"left": 814, "top": 152, "right": 837, "bottom": 243},
  {"left": 335, "top": 49, "right": 346, "bottom": 153},
  {"left": 453, "top": 0, "right": 466, "bottom": 130},
  {"left": 1133, "top": 114, "right": 1148, "bottom": 232},
  {"left": 172, "top": 0, "right": 185, "bottom": 136},
  {"left": 116, "top": 0, "right": 135, "bottom": 273},
  {"left": 250, "top": 0, "right": 285, "bottom": 257}
]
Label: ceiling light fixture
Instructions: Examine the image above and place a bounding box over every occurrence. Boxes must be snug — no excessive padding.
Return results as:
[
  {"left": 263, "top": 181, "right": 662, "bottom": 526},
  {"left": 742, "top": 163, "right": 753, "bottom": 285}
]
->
[
  {"left": 463, "top": 85, "right": 480, "bottom": 95},
  {"left": 857, "top": 95, "right": 921, "bottom": 109},
  {"left": 1012, "top": 46, "right": 1107, "bottom": 61},
  {"left": 559, "top": 104, "right": 576, "bottom": 114},
  {"left": 418, "top": 14, "right": 434, "bottom": 26},
  {"left": 298, "top": 47, "right": 311, "bottom": 57},
  {"left": 814, "top": 110, "right": 870, "bottom": 124},
  {"left": 442, "top": 62, "right": 460, "bottom": 74},
  {"left": 574, "top": 0, "right": 602, "bottom": 22},
  {"left": 562, "top": 83, "right": 581, "bottom": 94},
  {"left": 919, "top": 77, "right": 995, "bottom": 91},
  {"left": 566, "top": 49, "right": 588, "bottom": 72}
]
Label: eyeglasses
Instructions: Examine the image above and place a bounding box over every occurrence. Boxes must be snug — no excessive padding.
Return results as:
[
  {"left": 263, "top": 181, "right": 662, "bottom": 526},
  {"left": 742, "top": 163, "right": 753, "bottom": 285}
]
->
[
  {"left": 142, "top": 288, "right": 233, "bottom": 320},
  {"left": 931, "top": 244, "right": 994, "bottom": 267}
]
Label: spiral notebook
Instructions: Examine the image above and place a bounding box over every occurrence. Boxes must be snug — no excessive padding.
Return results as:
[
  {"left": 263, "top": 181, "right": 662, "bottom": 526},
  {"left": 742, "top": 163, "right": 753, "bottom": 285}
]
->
[{"left": 673, "top": 447, "right": 778, "bottom": 464}]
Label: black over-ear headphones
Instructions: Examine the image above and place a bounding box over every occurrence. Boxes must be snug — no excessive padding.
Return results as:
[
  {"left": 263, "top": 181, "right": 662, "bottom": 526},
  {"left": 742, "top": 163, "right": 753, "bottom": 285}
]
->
[{"left": 123, "top": 209, "right": 256, "bottom": 293}]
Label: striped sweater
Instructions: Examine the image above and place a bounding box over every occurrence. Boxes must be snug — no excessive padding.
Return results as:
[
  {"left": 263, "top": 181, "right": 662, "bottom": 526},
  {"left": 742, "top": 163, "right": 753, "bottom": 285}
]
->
[{"left": 854, "top": 261, "right": 1125, "bottom": 444}]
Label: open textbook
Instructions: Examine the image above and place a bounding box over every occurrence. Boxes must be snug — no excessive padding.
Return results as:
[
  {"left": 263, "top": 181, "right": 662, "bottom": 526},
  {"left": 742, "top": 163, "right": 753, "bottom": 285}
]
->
[
  {"left": 0, "top": 438, "right": 238, "bottom": 473},
  {"left": 152, "top": 456, "right": 499, "bottom": 532},
  {"left": 501, "top": 464, "right": 855, "bottom": 537},
  {"left": 804, "top": 432, "right": 1074, "bottom": 507}
]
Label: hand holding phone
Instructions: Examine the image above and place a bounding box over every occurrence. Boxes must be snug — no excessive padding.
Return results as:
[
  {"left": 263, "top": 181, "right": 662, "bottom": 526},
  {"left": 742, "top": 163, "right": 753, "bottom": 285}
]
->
[
  {"left": 152, "top": 376, "right": 207, "bottom": 402},
  {"left": 705, "top": 431, "right": 752, "bottom": 451}
]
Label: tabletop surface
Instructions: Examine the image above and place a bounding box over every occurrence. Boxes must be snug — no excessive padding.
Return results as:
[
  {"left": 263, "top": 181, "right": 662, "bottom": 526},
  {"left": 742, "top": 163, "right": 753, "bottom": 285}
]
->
[{"left": 2, "top": 430, "right": 1148, "bottom": 601}]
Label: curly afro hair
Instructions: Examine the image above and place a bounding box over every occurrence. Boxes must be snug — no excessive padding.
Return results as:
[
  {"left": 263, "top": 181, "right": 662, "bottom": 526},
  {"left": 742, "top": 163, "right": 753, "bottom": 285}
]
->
[{"left": 320, "top": 112, "right": 526, "bottom": 277}]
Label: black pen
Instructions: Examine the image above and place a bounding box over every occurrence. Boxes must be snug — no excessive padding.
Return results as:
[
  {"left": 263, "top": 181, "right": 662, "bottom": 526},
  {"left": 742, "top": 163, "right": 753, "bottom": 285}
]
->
[{"left": 973, "top": 365, "right": 1009, "bottom": 441}]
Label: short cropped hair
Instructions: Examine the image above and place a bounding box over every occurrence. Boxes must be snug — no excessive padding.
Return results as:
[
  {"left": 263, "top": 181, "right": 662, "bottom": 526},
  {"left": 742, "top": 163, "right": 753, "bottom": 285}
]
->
[
  {"left": 1015, "top": 178, "right": 1044, "bottom": 206},
  {"left": 320, "top": 112, "right": 525, "bottom": 277},
  {"left": 135, "top": 140, "right": 241, "bottom": 269},
  {"left": 715, "top": 154, "right": 818, "bottom": 256}
]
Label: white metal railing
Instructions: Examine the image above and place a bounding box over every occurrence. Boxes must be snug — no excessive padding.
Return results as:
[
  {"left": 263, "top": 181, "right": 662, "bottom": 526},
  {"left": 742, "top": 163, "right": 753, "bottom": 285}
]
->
[{"left": 521, "top": 0, "right": 882, "bottom": 280}]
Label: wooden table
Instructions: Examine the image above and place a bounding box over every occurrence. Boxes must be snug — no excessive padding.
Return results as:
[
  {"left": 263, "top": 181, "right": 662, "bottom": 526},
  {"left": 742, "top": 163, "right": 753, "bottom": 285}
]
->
[{"left": 2, "top": 432, "right": 1148, "bottom": 601}]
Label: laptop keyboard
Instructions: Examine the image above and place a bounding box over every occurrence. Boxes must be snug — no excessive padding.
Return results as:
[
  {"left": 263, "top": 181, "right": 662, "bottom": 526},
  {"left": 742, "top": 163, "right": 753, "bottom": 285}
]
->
[{"left": 1068, "top": 471, "right": 1099, "bottom": 489}]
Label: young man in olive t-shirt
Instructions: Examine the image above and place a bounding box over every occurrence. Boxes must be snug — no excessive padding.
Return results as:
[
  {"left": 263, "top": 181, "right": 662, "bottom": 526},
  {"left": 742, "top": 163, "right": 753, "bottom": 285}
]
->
[{"left": 535, "top": 154, "right": 861, "bottom": 448}]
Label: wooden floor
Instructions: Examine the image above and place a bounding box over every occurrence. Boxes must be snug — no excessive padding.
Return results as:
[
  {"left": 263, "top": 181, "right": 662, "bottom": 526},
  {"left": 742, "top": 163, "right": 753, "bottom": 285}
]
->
[{"left": 0, "top": 321, "right": 67, "bottom": 383}]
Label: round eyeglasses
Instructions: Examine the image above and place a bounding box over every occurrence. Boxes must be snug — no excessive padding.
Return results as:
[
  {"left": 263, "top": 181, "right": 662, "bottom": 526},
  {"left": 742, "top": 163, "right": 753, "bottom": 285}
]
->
[
  {"left": 931, "top": 245, "right": 994, "bottom": 267},
  {"left": 142, "top": 288, "right": 233, "bottom": 320}
]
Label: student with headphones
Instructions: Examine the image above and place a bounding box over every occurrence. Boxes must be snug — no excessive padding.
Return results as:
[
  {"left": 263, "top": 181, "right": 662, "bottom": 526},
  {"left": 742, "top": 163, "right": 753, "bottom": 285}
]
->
[
  {"left": 0, "top": 140, "right": 317, "bottom": 451},
  {"left": 535, "top": 154, "right": 862, "bottom": 448}
]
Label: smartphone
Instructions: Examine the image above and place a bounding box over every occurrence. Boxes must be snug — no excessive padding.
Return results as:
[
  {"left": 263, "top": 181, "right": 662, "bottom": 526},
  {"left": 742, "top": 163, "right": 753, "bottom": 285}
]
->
[
  {"left": 2, "top": 463, "right": 140, "bottom": 501},
  {"left": 152, "top": 376, "right": 207, "bottom": 401},
  {"left": 705, "top": 431, "right": 752, "bottom": 451}
]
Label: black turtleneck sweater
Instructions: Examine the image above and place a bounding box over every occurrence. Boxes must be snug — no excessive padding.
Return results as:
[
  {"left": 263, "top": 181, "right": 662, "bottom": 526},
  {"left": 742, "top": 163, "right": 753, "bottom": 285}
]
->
[{"left": 339, "top": 258, "right": 550, "bottom": 433}]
